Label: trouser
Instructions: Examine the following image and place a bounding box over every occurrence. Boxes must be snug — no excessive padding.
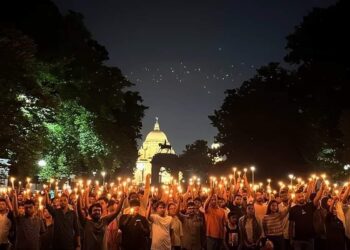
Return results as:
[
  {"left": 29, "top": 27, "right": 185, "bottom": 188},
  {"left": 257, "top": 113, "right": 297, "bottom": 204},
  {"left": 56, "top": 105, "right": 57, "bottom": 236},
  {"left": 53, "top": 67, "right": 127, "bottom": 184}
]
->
[
  {"left": 266, "top": 235, "right": 285, "bottom": 250},
  {"left": 346, "top": 237, "right": 350, "bottom": 250},
  {"left": 284, "top": 239, "right": 292, "bottom": 250},
  {"left": 0, "top": 244, "right": 9, "bottom": 250},
  {"left": 292, "top": 239, "right": 314, "bottom": 250},
  {"left": 206, "top": 237, "right": 223, "bottom": 250},
  {"left": 314, "top": 237, "right": 327, "bottom": 250}
]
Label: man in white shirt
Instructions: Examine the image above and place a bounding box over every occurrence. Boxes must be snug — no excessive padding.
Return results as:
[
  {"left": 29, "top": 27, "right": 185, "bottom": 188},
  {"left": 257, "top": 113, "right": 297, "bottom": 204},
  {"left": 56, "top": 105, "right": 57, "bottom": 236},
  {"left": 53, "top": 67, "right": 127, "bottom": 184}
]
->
[{"left": 148, "top": 201, "right": 172, "bottom": 250}]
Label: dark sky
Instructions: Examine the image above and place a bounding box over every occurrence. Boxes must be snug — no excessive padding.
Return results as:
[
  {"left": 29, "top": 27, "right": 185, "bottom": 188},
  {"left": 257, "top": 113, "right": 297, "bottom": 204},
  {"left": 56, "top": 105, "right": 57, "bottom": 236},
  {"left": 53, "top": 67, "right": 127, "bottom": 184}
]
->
[{"left": 54, "top": 0, "right": 337, "bottom": 153}]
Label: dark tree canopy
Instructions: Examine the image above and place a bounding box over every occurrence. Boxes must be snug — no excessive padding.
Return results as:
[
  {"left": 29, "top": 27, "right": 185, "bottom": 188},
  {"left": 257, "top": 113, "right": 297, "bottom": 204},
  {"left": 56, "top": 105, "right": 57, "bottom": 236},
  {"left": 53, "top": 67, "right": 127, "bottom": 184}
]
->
[
  {"left": 210, "top": 0, "right": 350, "bottom": 178},
  {"left": 178, "top": 140, "right": 215, "bottom": 179},
  {"left": 0, "top": 0, "right": 147, "bottom": 178}
]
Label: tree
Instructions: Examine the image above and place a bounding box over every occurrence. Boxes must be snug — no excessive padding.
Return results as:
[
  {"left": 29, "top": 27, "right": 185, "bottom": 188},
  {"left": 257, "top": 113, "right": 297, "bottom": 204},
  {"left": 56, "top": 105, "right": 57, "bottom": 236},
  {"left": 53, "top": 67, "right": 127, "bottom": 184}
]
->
[
  {"left": 210, "top": 64, "right": 311, "bottom": 177},
  {"left": 0, "top": 28, "right": 57, "bottom": 177},
  {"left": 179, "top": 140, "right": 215, "bottom": 179},
  {"left": 1, "top": 0, "right": 146, "bottom": 177},
  {"left": 210, "top": 0, "right": 350, "bottom": 178}
]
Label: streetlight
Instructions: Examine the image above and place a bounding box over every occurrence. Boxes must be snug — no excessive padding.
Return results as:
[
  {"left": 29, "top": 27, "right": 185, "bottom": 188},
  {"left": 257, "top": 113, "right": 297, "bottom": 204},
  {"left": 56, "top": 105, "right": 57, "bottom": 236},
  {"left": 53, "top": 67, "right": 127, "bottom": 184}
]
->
[
  {"left": 250, "top": 166, "right": 255, "bottom": 186},
  {"left": 38, "top": 159, "right": 46, "bottom": 167},
  {"left": 101, "top": 171, "right": 106, "bottom": 185}
]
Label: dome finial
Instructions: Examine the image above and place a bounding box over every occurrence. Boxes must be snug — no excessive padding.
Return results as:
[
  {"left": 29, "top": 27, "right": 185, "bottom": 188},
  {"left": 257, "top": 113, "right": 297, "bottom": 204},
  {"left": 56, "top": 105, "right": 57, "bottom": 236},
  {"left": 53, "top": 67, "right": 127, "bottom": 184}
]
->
[{"left": 154, "top": 117, "right": 160, "bottom": 131}]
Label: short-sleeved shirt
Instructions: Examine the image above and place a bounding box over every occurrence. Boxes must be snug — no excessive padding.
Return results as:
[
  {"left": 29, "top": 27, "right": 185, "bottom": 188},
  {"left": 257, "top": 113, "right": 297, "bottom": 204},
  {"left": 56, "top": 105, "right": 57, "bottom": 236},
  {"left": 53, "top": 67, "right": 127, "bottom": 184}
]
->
[
  {"left": 150, "top": 214, "right": 172, "bottom": 250},
  {"left": 15, "top": 216, "right": 45, "bottom": 250},
  {"left": 170, "top": 216, "right": 183, "bottom": 247},
  {"left": 263, "top": 213, "right": 284, "bottom": 236},
  {"left": 204, "top": 207, "right": 226, "bottom": 239},
  {"left": 289, "top": 202, "right": 316, "bottom": 240},
  {"left": 47, "top": 205, "right": 80, "bottom": 250},
  {"left": 254, "top": 203, "right": 267, "bottom": 233},
  {"left": 81, "top": 217, "right": 111, "bottom": 250},
  {"left": 119, "top": 214, "right": 150, "bottom": 250},
  {"left": 179, "top": 213, "right": 203, "bottom": 250}
]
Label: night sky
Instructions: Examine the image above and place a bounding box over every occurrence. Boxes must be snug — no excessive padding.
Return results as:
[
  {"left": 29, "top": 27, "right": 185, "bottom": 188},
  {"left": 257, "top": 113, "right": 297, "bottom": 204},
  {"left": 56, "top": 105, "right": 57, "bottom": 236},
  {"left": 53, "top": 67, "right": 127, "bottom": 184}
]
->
[{"left": 54, "top": 0, "right": 337, "bottom": 153}]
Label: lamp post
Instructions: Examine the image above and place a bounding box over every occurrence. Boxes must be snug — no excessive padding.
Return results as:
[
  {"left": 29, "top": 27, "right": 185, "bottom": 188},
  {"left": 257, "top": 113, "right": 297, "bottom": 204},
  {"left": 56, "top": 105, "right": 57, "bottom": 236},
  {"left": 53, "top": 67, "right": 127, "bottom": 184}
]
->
[
  {"left": 250, "top": 166, "right": 255, "bottom": 186},
  {"left": 101, "top": 171, "right": 106, "bottom": 185}
]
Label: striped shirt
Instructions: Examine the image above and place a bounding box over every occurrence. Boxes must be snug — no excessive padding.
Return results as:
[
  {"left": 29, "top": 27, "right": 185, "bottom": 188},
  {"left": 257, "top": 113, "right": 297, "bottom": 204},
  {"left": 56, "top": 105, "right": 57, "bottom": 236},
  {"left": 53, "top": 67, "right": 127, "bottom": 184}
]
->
[{"left": 263, "top": 213, "right": 284, "bottom": 236}]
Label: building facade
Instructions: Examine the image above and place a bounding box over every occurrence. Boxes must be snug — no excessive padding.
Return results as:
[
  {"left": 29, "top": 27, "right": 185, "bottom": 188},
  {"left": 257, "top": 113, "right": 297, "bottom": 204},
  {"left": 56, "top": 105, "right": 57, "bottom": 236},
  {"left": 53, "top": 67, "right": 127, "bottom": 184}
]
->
[{"left": 134, "top": 118, "right": 175, "bottom": 184}]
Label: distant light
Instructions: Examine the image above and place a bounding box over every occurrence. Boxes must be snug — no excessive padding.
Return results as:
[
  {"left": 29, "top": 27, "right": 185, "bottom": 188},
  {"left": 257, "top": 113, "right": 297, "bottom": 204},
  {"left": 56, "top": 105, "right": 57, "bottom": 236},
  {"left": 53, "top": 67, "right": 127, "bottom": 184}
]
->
[{"left": 38, "top": 160, "right": 46, "bottom": 167}]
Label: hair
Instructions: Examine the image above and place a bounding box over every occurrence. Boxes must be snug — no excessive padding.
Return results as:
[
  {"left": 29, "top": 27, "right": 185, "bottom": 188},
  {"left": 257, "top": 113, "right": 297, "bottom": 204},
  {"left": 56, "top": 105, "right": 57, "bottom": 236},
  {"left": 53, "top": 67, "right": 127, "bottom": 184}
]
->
[
  {"left": 88, "top": 203, "right": 102, "bottom": 215},
  {"left": 193, "top": 197, "right": 202, "bottom": 203},
  {"left": 266, "top": 200, "right": 279, "bottom": 215},
  {"left": 129, "top": 199, "right": 141, "bottom": 207},
  {"left": 24, "top": 200, "right": 35, "bottom": 206},
  {"left": 187, "top": 201, "right": 195, "bottom": 207},
  {"left": 155, "top": 201, "right": 166, "bottom": 209},
  {"left": 167, "top": 202, "right": 176, "bottom": 210},
  {"left": 128, "top": 192, "right": 138, "bottom": 200},
  {"left": 0, "top": 198, "right": 6, "bottom": 203},
  {"left": 97, "top": 196, "right": 109, "bottom": 204},
  {"left": 246, "top": 203, "right": 254, "bottom": 209},
  {"left": 228, "top": 211, "right": 239, "bottom": 220},
  {"left": 107, "top": 199, "right": 116, "bottom": 208},
  {"left": 60, "top": 194, "right": 69, "bottom": 199},
  {"left": 234, "top": 194, "right": 242, "bottom": 199}
]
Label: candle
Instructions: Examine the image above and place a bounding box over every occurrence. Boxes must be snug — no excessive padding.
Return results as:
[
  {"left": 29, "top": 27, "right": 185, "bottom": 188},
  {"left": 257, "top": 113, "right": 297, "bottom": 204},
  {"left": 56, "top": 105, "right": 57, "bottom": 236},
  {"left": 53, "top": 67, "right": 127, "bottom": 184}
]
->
[{"left": 10, "top": 177, "right": 15, "bottom": 189}]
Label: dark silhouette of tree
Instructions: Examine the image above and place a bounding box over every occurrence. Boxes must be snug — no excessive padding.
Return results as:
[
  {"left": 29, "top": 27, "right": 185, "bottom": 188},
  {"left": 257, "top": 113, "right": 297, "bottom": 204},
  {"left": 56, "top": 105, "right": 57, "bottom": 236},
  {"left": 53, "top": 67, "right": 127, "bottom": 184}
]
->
[
  {"left": 178, "top": 140, "right": 214, "bottom": 180},
  {"left": 0, "top": 0, "right": 147, "bottom": 177},
  {"left": 210, "top": 0, "right": 350, "bottom": 178}
]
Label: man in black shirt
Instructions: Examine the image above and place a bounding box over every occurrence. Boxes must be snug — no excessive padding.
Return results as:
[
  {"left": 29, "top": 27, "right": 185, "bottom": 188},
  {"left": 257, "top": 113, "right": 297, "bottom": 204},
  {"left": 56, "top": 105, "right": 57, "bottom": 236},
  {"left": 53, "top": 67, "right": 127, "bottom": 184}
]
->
[
  {"left": 46, "top": 194, "right": 80, "bottom": 250},
  {"left": 119, "top": 199, "right": 150, "bottom": 250},
  {"left": 77, "top": 194, "right": 126, "bottom": 250},
  {"left": 13, "top": 198, "right": 45, "bottom": 250},
  {"left": 289, "top": 181, "right": 325, "bottom": 250},
  {"left": 228, "top": 194, "right": 245, "bottom": 219}
]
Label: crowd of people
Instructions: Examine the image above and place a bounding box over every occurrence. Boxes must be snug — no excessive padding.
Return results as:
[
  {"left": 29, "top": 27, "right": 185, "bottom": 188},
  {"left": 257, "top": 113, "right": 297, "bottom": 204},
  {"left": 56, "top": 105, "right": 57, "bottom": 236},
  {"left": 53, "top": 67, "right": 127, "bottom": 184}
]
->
[{"left": 0, "top": 171, "right": 349, "bottom": 250}]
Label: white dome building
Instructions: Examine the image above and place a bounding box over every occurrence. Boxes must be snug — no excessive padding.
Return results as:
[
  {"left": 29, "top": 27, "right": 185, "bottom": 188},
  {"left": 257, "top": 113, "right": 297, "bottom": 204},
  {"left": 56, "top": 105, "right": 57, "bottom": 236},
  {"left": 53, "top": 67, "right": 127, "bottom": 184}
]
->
[{"left": 134, "top": 118, "right": 175, "bottom": 184}]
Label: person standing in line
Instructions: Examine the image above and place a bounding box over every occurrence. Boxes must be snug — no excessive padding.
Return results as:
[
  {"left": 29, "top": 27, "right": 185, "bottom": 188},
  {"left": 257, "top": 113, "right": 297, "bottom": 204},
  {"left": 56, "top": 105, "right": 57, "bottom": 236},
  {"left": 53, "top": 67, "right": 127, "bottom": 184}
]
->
[
  {"left": 289, "top": 180, "right": 325, "bottom": 250},
  {"left": 46, "top": 193, "right": 81, "bottom": 250},
  {"left": 12, "top": 192, "right": 45, "bottom": 250},
  {"left": 200, "top": 190, "right": 226, "bottom": 250},
  {"left": 168, "top": 203, "right": 182, "bottom": 250},
  {"left": 0, "top": 197, "right": 12, "bottom": 250},
  {"left": 77, "top": 194, "right": 125, "bottom": 250},
  {"left": 148, "top": 201, "right": 173, "bottom": 250},
  {"left": 263, "top": 199, "right": 290, "bottom": 250},
  {"left": 119, "top": 199, "right": 150, "bottom": 250},
  {"left": 239, "top": 203, "right": 262, "bottom": 250}
]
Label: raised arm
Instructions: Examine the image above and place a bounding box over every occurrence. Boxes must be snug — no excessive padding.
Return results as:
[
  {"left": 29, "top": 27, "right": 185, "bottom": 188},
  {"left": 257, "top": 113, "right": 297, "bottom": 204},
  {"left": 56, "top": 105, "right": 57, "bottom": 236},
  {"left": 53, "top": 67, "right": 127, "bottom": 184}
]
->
[
  {"left": 103, "top": 194, "right": 127, "bottom": 225},
  {"left": 313, "top": 181, "right": 325, "bottom": 207},
  {"left": 142, "top": 174, "right": 151, "bottom": 207},
  {"left": 200, "top": 189, "right": 213, "bottom": 213},
  {"left": 12, "top": 189, "right": 19, "bottom": 217}
]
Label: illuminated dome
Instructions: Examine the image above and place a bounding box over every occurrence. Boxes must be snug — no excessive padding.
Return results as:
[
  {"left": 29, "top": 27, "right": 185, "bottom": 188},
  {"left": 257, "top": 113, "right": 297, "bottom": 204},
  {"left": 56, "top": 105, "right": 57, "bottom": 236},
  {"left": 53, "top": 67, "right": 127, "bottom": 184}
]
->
[
  {"left": 134, "top": 118, "right": 175, "bottom": 184},
  {"left": 138, "top": 118, "right": 175, "bottom": 161},
  {"left": 144, "top": 119, "right": 169, "bottom": 143}
]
